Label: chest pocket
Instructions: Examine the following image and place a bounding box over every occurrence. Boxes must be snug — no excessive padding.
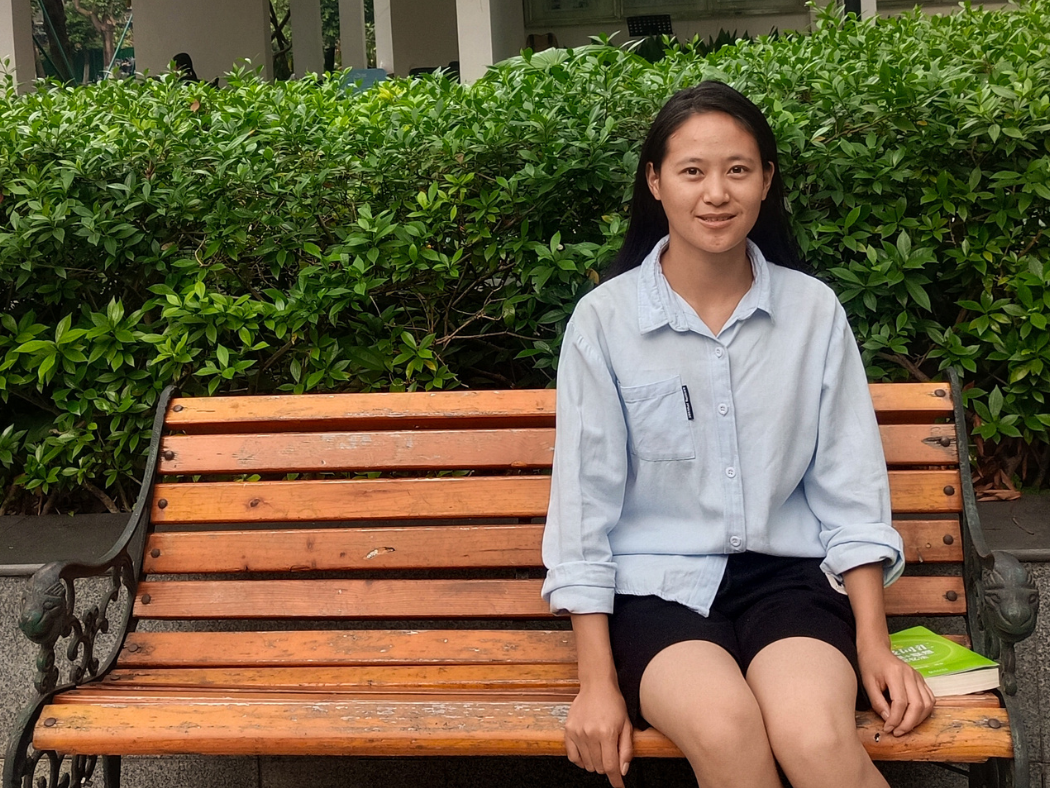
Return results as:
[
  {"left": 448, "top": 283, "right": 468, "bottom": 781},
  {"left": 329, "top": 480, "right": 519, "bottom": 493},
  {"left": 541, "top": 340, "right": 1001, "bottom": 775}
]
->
[{"left": 619, "top": 376, "right": 697, "bottom": 462}]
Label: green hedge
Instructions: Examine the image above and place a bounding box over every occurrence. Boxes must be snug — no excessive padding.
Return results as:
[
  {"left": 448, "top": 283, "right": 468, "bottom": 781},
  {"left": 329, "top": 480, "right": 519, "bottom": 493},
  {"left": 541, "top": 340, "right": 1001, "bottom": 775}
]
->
[{"left": 2, "top": 1, "right": 1050, "bottom": 510}]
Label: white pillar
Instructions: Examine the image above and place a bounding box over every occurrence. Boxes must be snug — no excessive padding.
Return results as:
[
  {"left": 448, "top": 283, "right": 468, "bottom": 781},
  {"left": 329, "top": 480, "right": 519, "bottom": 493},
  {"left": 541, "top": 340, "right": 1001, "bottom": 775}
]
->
[
  {"left": 290, "top": 0, "right": 325, "bottom": 76},
  {"left": 455, "top": 0, "right": 523, "bottom": 83},
  {"left": 135, "top": 0, "right": 272, "bottom": 83},
  {"left": 375, "top": 0, "right": 458, "bottom": 78},
  {"left": 374, "top": 0, "right": 394, "bottom": 74},
  {"left": 0, "top": 0, "right": 33, "bottom": 93},
  {"left": 860, "top": 0, "right": 877, "bottom": 17},
  {"left": 339, "top": 0, "right": 367, "bottom": 69}
]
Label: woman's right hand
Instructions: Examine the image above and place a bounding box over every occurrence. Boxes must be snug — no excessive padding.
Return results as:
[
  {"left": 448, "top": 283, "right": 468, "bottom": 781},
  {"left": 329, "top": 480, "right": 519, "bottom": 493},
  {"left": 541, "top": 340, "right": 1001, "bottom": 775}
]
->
[{"left": 565, "top": 680, "right": 634, "bottom": 788}]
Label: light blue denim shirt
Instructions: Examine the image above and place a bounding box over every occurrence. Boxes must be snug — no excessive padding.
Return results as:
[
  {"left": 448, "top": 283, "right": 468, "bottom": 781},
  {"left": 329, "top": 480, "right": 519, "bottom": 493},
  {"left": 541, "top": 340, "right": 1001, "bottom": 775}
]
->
[{"left": 541, "top": 236, "right": 905, "bottom": 616}]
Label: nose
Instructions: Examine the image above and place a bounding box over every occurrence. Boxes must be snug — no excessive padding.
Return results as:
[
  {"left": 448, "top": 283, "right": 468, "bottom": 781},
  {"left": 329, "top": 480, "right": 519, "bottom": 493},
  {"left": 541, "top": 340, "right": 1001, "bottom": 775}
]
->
[{"left": 701, "top": 174, "right": 730, "bottom": 206}]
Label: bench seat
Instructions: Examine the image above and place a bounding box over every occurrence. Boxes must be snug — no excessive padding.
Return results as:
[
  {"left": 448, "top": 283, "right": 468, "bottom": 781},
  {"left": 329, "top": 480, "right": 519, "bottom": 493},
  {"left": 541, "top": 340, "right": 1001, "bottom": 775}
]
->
[
  {"left": 4, "top": 377, "right": 1039, "bottom": 788},
  {"left": 37, "top": 692, "right": 1011, "bottom": 761}
]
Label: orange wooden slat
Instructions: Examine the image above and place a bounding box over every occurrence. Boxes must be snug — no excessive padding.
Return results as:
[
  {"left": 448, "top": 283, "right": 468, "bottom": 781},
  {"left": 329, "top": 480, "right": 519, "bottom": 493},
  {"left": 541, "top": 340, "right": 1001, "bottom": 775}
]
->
[
  {"left": 131, "top": 576, "right": 960, "bottom": 620},
  {"left": 896, "top": 519, "right": 963, "bottom": 564},
  {"left": 143, "top": 525, "right": 546, "bottom": 573},
  {"left": 166, "top": 390, "right": 557, "bottom": 434},
  {"left": 879, "top": 424, "right": 958, "bottom": 465},
  {"left": 885, "top": 576, "right": 966, "bottom": 616},
  {"left": 888, "top": 471, "right": 962, "bottom": 513},
  {"left": 117, "top": 630, "right": 577, "bottom": 669},
  {"left": 931, "top": 693, "right": 1001, "bottom": 708},
  {"left": 32, "top": 701, "right": 1010, "bottom": 761},
  {"left": 143, "top": 519, "right": 960, "bottom": 575},
  {"left": 150, "top": 477, "right": 551, "bottom": 524},
  {"left": 160, "top": 425, "right": 952, "bottom": 474},
  {"left": 166, "top": 385, "right": 950, "bottom": 435},
  {"left": 57, "top": 687, "right": 571, "bottom": 703},
  {"left": 118, "top": 629, "right": 967, "bottom": 672},
  {"left": 159, "top": 429, "right": 556, "bottom": 475},
  {"left": 97, "top": 664, "right": 579, "bottom": 693},
  {"left": 151, "top": 472, "right": 958, "bottom": 524},
  {"left": 56, "top": 685, "right": 999, "bottom": 710},
  {"left": 141, "top": 521, "right": 959, "bottom": 575},
  {"left": 133, "top": 578, "right": 553, "bottom": 620},
  {"left": 869, "top": 382, "right": 953, "bottom": 418},
  {"left": 116, "top": 630, "right": 969, "bottom": 670}
]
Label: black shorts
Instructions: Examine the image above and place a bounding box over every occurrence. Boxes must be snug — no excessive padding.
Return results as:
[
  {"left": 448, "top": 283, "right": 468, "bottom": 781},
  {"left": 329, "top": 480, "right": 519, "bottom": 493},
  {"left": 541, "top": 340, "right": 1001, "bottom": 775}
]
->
[{"left": 609, "top": 552, "right": 865, "bottom": 730}]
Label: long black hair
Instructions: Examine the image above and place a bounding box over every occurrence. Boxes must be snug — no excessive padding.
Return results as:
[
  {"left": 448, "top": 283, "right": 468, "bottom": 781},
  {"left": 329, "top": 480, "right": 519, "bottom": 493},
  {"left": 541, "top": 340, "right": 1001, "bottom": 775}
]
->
[{"left": 605, "top": 81, "right": 805, "bottom": 278}]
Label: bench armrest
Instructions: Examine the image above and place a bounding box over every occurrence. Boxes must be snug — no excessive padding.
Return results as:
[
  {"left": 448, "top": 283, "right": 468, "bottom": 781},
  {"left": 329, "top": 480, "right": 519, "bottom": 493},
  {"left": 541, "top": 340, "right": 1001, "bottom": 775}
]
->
[
  {"left": 18, "top": 555, "right": 135, "bottom": 695},
  {"left": 16, "top": 385, "right": 175, "bottom": 696},
  {"left": 948, "top": 369, "right": 1041, "bottom": 696}
]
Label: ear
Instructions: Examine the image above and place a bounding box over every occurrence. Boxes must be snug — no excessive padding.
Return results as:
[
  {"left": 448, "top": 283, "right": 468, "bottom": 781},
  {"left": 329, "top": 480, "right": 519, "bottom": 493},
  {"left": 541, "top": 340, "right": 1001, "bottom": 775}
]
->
[
  {"left": 646, "top": 161, "right": 662, "bottom": 202},
  {"left": 761, "top": 162, "right": 774, "bottom": 201}
]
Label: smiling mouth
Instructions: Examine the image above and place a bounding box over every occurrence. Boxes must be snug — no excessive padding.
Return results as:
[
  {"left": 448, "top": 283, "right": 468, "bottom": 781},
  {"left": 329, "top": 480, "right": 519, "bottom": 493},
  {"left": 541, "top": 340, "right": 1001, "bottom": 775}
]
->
[{"left": 697, "top": 214, "right": 735, "bottom": 225}]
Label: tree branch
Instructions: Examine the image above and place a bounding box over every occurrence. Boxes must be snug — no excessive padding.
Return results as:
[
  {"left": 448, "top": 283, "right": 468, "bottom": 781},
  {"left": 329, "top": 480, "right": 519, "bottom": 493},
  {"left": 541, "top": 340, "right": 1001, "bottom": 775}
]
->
[
  {"left": 70, "top": 0, "right": 103, "bottom": 33},
  {"left": 876, "top": 352, "right": 931, "bottom": 382}
]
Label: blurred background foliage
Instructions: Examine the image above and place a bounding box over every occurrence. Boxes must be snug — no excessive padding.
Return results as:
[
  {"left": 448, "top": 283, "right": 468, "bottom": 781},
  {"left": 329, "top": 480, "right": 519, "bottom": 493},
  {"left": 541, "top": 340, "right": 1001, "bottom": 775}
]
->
[{"left": 1, "top": 0, "right": 1049, "bottom": 513}]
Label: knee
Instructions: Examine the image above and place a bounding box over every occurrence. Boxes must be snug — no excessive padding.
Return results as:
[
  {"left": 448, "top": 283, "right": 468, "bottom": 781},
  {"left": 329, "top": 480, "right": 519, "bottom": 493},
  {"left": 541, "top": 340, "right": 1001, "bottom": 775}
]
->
[
  {"left": 767, "top": 716, "right": 861, "bottom": 773},
  {"left": 680, "top": 700, "right": 769, "bottom": 760}
]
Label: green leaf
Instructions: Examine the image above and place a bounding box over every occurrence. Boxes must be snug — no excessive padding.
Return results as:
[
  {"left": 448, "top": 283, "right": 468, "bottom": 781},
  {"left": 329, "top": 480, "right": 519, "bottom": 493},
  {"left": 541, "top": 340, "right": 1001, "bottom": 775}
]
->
[
  {"left": 896, "top": 231, "right": 912, "bottom": 260},
  {"left": 903, "top": 279, "right": 931, "bottom": 311},
  {"left": 988, "top": 387, "right": 1004, "bottom": 419}
]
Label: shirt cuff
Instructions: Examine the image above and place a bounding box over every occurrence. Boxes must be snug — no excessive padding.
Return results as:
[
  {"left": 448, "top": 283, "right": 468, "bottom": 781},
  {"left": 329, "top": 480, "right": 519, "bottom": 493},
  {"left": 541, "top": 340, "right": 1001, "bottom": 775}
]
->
[
  {"left": 541, "top": 561, "right": 617, "bottom": 615},
  {"left": 821, "top": 527, "right": 905, "bottom": 587}
]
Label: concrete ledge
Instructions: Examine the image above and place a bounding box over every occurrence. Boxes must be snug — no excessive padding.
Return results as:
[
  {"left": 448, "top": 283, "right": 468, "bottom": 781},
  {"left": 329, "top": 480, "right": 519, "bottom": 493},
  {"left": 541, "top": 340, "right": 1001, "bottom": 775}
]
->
[{"left": 0, "top": 514, "right": 126, "bottom": 576}]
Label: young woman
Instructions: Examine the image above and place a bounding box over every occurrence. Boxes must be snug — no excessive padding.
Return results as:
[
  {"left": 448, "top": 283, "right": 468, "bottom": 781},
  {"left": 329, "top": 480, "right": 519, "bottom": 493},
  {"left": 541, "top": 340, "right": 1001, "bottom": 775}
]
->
[{"left": 541, "top": 81, "right": 936, "bottom": 788}]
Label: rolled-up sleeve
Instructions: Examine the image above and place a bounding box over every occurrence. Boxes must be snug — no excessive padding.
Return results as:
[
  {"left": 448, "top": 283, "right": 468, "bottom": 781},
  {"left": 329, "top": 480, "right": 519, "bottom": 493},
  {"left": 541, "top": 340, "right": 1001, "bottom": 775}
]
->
[
  {"left": 541, "top": 317, "right": 628, "bottom": 614},
  {"left": 804, "top": 303, "right": 905, "bottom": 587}
]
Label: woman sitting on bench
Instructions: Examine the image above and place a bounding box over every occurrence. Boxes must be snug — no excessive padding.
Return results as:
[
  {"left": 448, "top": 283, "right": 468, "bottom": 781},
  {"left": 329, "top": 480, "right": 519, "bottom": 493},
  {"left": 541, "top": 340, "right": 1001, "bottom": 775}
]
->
[{"left": 541, "top": 81, "right": 936, "bottom": 788}]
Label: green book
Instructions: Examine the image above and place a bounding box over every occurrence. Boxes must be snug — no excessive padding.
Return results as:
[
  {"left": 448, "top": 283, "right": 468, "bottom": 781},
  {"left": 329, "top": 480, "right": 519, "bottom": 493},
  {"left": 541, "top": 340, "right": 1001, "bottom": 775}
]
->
[{"left": 889, "top": 626, "right": 1000, "bottom": 697}]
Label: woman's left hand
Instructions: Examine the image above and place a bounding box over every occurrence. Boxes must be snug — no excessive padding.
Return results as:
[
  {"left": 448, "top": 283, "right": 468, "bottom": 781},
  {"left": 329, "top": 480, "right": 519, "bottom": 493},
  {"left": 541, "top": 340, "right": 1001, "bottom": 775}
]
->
[{"left": 858, "top": 643, "right": 936, "bottom": 736}]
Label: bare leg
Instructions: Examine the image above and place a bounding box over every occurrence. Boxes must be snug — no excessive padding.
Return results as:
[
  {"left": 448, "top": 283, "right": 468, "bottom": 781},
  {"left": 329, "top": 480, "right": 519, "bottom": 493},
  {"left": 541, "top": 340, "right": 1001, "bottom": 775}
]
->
[
  {"left": 639, "top": 640, "right": 783, "bottom": 788},
  {"left": 746, "top": 638, "right": 888, "bottom": 788}
]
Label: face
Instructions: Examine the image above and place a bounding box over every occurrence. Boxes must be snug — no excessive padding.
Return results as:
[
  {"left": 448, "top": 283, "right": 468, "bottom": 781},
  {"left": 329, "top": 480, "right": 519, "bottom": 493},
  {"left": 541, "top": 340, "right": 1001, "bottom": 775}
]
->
[{"left": 646, "top": 111, "right": 773, "bottom": 264}]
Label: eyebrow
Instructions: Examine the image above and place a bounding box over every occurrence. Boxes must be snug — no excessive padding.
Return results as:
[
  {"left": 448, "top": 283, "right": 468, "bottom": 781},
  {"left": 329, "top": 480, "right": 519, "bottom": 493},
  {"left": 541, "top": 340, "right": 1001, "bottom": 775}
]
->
[{"left": 674, "top": 154, "right": 756, "bottom": 166}]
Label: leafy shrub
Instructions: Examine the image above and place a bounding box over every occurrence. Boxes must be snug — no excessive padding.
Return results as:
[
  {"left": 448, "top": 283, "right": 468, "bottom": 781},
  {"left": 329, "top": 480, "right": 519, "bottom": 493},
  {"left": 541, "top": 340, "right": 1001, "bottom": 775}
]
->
[{"left": 1, "top": 0, "right": 1049, "bottom": 511}]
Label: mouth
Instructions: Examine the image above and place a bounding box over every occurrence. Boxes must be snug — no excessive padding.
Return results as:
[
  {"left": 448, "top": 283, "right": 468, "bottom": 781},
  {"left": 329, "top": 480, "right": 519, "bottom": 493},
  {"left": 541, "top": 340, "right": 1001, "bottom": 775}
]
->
[{"left": 696, "top": 214, "right": 736, "bottom": 227}]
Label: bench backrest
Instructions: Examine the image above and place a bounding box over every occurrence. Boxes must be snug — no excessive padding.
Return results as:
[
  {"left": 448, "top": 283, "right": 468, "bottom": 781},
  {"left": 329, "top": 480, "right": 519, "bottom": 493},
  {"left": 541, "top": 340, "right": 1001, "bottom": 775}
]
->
[{"left": 121, "top": 383, "right": 966, "bottom": 673}]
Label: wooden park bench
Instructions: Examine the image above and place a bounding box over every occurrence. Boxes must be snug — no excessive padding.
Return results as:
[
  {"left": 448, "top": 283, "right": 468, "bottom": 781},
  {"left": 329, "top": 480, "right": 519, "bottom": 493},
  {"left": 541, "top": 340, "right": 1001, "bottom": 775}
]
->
[{"left": 4, "top": 371, "right": 1040, "bottom": 788}]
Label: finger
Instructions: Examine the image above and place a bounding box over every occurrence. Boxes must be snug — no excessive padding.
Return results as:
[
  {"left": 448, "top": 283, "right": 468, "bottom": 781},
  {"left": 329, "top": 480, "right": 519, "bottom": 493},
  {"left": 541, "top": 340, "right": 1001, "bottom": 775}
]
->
[
  {"left": 918, "top": 675, "right": 937, "bottom": 721},
  {"left": 601, "top": 737, "right": 625, "bottom": 788},
  {"left": 584, "top": 737, "right": 606, "bottom": 774},
  {"left": 574, "top": 732, "right": 597, "bottom": 772},
  {"left": 618, "top": 718, "right": 634, "bottom": 777},
  {"left": 895, "top": 672, "right": 927, "bottom": 735},
  {"left": 883, "top": 673, "right": 907, "bottom": 732},
  {"left": 566, "top": 737, "right": 584, "bottom": 769},
  {"left": 864, "top": 675, "right": 890, "bottom": 722},
  {"left": 923, "top": 680, "right": 937, "bottom": 716}
]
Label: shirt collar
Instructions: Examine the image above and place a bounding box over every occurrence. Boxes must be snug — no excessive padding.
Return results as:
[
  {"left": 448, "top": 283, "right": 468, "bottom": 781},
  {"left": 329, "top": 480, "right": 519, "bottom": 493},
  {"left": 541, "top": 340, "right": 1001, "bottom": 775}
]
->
[{"left": 637, "top": 236, "right": 775, "bottom": 334}]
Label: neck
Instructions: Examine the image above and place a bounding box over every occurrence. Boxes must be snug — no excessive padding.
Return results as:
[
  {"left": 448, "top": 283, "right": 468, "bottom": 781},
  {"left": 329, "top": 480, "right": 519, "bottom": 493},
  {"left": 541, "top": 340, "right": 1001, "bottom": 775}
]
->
[{"left": 659, "top": 236, "right": 754, "bottom": 308}]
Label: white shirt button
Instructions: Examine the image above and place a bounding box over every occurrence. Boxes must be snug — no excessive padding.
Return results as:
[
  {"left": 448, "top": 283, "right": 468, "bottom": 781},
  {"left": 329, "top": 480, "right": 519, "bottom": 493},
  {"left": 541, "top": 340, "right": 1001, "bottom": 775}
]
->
[
  {"left": 730, "top": 536, "right": 742, "bottom": 548},
  {"left": 718, "top": 403, "right": 728, "bottom": 415},
  {"left": 726, "top": 467, "right": 736, "bottom": 478},
  {"left": 714, "top": 347, "right": 724, "bottom": 358}
]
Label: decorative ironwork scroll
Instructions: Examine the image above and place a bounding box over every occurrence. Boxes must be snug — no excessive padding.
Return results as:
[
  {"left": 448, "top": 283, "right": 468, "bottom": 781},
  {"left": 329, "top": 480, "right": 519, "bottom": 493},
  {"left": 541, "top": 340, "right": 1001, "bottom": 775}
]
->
[
  {"left": 17, "top": 557, "right": 134, "bottom": 696},
  {"left": 13, "top": 748, "right": 97, "bottom": 788}
]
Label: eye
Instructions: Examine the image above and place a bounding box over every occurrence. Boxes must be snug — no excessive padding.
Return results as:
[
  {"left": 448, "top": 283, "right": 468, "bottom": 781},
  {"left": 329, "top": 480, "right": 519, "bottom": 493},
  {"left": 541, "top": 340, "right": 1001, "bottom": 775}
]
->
[
  {"left": 683, "top": 167, "right": 700, "bottom": 176},
  {"left": 729, "top": 165, "right": 748, "bottom": 175}
]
